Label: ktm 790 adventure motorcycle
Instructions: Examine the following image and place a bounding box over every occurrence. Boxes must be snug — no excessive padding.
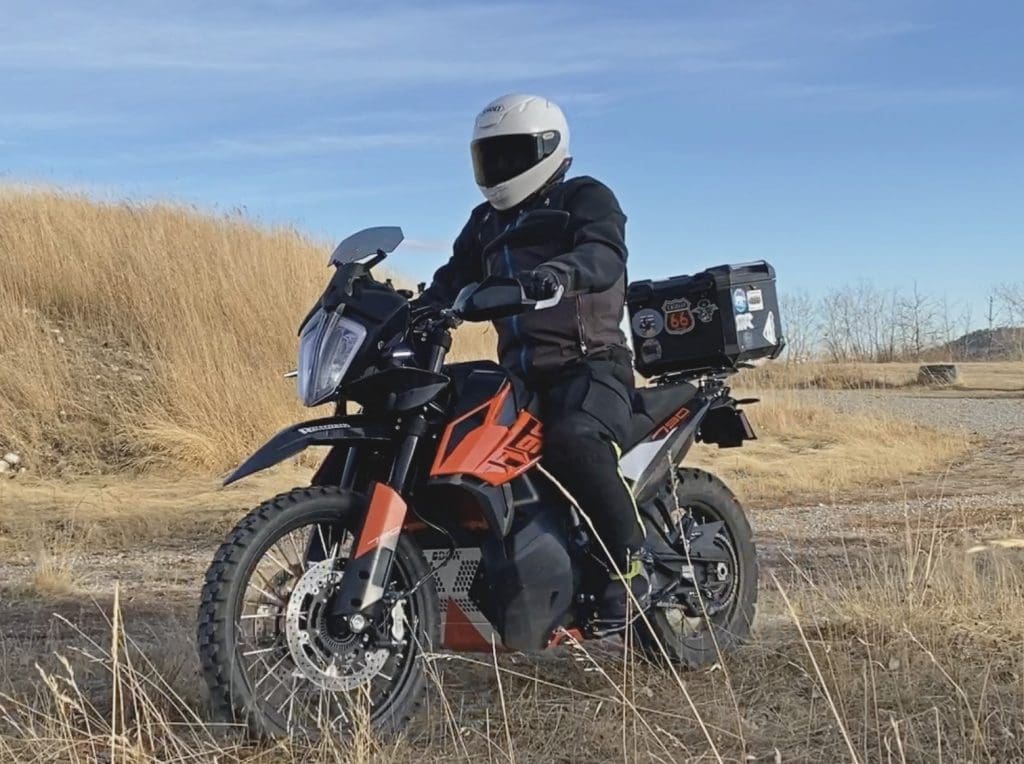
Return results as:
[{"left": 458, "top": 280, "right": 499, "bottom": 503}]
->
[{"left": 197, "top": 211, "right": 761, "bottom": 737}]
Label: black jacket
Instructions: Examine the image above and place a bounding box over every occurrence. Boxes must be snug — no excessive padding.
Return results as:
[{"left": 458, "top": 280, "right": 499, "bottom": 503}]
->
[{"left": 422, "top": 176, "right": 630, "bottom": 380}]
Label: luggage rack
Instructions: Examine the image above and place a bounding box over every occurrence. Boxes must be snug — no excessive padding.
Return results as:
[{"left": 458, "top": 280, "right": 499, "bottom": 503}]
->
[{"left": 650, "top": 362, "right": 748, "bottom": 388}]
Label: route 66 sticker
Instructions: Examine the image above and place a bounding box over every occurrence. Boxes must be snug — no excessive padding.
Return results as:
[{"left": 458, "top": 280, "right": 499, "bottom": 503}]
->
[{"left": 663, "top": 298, "right": 695, "bottom": 335}]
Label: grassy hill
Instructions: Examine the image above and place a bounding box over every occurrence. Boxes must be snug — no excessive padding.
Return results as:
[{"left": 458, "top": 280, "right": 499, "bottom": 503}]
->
[
  {"left": 0, "top": 188, "right": 495, "bottom": 474},
  {"left": 0, "top": 186, "right": 968, "bottom": 504}
]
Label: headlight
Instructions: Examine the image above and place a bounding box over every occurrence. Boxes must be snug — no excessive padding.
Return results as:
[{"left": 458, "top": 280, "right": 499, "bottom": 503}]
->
[{"left": 297, "top": 310, "right": 367, "bottom": 406}]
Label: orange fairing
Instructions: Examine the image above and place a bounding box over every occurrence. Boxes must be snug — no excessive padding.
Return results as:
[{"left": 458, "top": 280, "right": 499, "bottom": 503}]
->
[
  {"left": 431, "top": 383, "right": 543, "bottom": 486},
  {"left": 443, "top": 600, "right": 501, "bottom": 652},
  {"left": 355, "top": 483, "right": 407, "bottom": 557}
]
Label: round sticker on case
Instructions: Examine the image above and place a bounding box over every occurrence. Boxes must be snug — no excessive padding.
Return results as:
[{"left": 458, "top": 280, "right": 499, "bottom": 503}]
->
[
  {"left": 640, "top": 338, "right": 663, "bottom": 362},
  {"left": 631, "top": 309, "right": 664, "bottom": 339},
  {"left": 732, "top": 288, "right": 748, "bottom": 314}
]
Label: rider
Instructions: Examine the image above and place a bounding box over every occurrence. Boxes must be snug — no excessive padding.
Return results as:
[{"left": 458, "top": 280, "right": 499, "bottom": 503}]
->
[{"left": 419, "top": 93, "right": 649, "bottom": 624}]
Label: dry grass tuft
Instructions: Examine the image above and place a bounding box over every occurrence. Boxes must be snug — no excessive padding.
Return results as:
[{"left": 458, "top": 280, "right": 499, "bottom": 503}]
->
[{"left": 27, "top": 546, "right": 81, "bottom": 599}]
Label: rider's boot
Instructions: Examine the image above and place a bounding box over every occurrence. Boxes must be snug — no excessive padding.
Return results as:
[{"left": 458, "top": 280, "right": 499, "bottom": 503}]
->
[{"left": 597, "top": 552, "right": 652, "bottom": 626}]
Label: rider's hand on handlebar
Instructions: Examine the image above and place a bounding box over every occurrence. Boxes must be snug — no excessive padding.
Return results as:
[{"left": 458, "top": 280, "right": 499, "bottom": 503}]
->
[
  {"left": 517, "top": 266, "right": 565, "bottom": 301},
  {"left": 409, "top": 297, "right": 461, "bottom": 331}
]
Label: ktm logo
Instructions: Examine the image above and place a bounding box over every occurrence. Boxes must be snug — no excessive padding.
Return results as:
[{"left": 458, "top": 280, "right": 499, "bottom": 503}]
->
[
  {"left": 487, "top": 418, "right": 543, "bottom": 471},
  {"left": 652, "top": 406, "right": 691, "bottom": 440}
]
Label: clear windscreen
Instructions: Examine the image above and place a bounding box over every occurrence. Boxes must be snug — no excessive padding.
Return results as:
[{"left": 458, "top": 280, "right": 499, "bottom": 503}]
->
[{"left": 329, "top": 226, "right": 405, "bottom": 265}]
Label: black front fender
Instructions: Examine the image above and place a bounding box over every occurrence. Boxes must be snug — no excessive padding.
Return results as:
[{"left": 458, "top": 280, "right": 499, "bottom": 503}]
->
[{"left": 223, "top": 416, "right": 393, "bottom": 486}]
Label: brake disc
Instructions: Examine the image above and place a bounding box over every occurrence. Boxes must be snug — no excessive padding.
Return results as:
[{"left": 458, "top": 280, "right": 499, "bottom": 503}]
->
[{"left": 284, "top": 559, "right": 403, "bottom": 691}]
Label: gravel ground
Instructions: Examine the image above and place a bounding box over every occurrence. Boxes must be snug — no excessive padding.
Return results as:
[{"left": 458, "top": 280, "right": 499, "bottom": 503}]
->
[{"left": 756, "top": 389, "right": 1024, "bottom": 563}]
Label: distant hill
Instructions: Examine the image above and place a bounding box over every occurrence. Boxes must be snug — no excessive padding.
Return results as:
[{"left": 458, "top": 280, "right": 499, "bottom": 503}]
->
[{"left": 940, "top": 327, "right": 1024, "bottom": 361}]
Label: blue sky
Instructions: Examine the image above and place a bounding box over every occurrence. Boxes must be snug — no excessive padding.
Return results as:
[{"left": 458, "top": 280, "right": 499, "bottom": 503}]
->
[{"left": 2, "top": 1, "right": 1021, "bottom": 323}]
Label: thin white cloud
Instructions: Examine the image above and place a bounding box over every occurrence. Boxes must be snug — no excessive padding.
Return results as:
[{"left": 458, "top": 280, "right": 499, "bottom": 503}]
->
[
  {"left": 195, "top": 131, "right": 449, "bottom": 160},
  {"left": 0, "top": 2, "right": 761, "bottom": 85},
  {"left": 831, "top": 21, "right": 932, "bottom": 42},
  {"left": 0, "top": 111, "right": 118, "bottom": 130},
  {"left": 401, "top": 238, "right": 450, "bottom": 254},
  {"left": 769, "top": 83, "right": 1015, "bottom": 110}
]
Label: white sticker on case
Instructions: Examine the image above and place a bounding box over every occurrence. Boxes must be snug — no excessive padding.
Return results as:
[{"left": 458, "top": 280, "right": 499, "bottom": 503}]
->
[
  {"left": 763, "top": 310, "right": 777, "bottom": 345},
  {"left": 746, "top": 289, "right": 764, "bottom": 312}
]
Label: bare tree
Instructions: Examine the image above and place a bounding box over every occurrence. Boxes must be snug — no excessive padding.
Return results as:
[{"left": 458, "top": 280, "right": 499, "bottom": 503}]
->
[
  {"left": 779, "top": 290, "right": 819, "bottom": 362},
  {"left": 819, "top": 281, "right": 901, "bottom": 362},
  {"left": 895, "top": 282, "right": 940, "bottom": 360},
  {"left": 995, "top": 283, "right": 1024, "bottom": 323},
  {"left": 957, "top": 301, "right": 974, "bottom": 360},
  {"left": 993, "top": 282, "right": 1024, "bottom": 359}
]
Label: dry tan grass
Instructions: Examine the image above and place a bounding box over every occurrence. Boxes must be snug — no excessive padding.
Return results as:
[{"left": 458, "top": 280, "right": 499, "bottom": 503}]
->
[
  {"left": 0, "top": 187, "right": 502, "bottom": 475},
  {"left": 0, "top": 466, "right": 312, "bottom": 557},
  {"left": 689, "top": 386, "right": 970, "bottom": 506},
  {"left": 1, "top": 516, "right": 1021, "bottom": 761},
  {"left": 0, "top": 186, "right": 1010, "bottom": 761},
  {"left": 1, "top": 186, "right": 968, "bottom": 497},
  {"left": 748, "top": 360, "right": 1024, "bottom": 391}
]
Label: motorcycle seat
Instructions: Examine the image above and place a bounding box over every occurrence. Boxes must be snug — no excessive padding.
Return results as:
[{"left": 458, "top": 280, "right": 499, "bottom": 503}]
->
[{"left": 623, "top": 381, "right": 700, "bottom": 450}]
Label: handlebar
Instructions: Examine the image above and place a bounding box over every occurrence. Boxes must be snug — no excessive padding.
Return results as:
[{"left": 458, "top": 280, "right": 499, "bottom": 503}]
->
[{"left": 451, "top": 276, "right": 564, "bottom": 323}]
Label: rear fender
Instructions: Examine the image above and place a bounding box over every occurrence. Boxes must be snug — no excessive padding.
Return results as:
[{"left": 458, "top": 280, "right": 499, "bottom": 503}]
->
[
  {"left": 223, "top": 416, "right": 392, "bottom": 486},
  {"left": 698, "top": 398, "right": 757, "bottom": 448}
]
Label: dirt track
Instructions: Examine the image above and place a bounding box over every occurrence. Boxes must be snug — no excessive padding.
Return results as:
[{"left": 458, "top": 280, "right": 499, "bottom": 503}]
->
[
  {"left": 2, "top": 389, "right": 1021, "bottom": 649},
  {"left": 756, "top": 390, "right": 1024, "bottom": 571},
  {"left": 2, "top": 388, "right": 1023, "bottom": 760}
]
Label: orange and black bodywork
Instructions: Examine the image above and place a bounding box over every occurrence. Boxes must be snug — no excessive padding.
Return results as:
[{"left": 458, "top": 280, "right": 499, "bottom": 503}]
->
[
  {"left": 430, "top": 382, "right": 542, "bottom": 486},
  {"left": 419, "top": 362, "right": 545, "bottom": 540}
]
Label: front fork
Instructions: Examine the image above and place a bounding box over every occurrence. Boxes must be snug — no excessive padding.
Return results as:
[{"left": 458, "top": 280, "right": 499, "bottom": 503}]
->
[
  {"left": 326, "top": 325, "right": 450, "bottom": 633},
  {"left": 325, "top": 424, "right": 423, "bottom": 633}
]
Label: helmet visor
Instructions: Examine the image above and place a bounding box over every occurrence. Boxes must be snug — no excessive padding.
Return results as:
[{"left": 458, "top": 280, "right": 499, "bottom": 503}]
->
[{"left": 471, "top": 131, "right": 561, "bottom": 187}]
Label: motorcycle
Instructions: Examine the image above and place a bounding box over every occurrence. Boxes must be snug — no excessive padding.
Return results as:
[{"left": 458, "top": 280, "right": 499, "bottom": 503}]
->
[{"left": 197, "top": 210, "right": 761, "bottom": 737}]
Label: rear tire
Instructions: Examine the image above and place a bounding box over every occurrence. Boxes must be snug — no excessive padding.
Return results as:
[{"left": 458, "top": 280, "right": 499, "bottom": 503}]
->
[
  {"left": 196, "top": 486, "right": 439, "bottom": 738},
  {"left": 636, "top": 468, "right": 757, "bottom": 668}
]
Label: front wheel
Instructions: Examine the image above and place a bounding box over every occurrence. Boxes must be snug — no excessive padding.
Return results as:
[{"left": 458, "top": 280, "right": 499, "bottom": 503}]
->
[
  {"left": 636, "top": 468, "right": 758, "bottom": 668},
  {"left": 197, "top": 486, "right": 439, "bottom": 738}
]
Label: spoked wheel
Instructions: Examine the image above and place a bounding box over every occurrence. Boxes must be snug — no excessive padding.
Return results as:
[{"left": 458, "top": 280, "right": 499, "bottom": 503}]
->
[
  {"left": 197, "top": 487, "right": 438, "bottom": 738},
  {"left": 637, "top": 468, "right": 757, "bottom": 668}
]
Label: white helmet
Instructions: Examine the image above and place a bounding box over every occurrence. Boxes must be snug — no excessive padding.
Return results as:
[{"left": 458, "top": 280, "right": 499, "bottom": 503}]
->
[{"left": 470, "top": 94, "right": 571, "bottom": 211}]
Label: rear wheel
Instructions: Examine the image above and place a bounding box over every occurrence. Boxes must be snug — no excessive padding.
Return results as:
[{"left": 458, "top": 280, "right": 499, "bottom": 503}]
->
[
  {"left": 636, "top": 468, "right": 757, "bottom": 668},
  {"left": 197, "top": 486, "right": 438, "bottom": 738}
]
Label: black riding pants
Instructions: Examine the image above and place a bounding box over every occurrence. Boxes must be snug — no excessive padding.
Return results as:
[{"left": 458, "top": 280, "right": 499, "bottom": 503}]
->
[{"left": 531, "top": 355, "right": 644, "bottom": 566}]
